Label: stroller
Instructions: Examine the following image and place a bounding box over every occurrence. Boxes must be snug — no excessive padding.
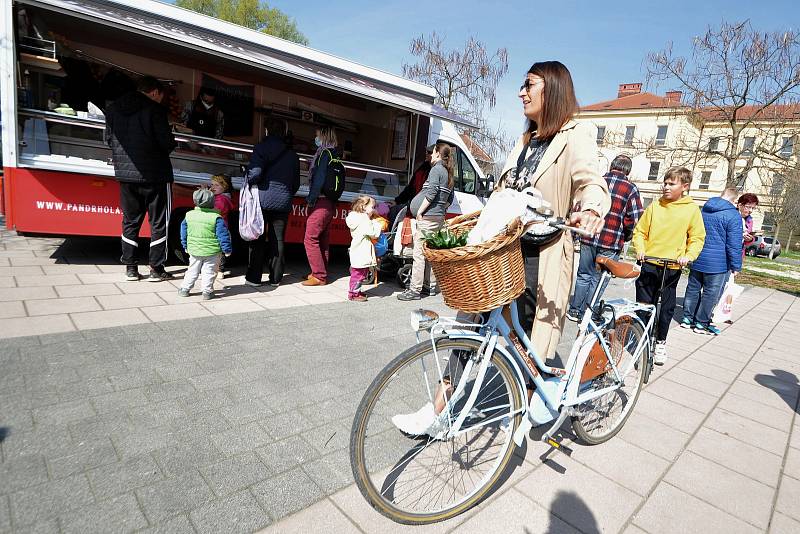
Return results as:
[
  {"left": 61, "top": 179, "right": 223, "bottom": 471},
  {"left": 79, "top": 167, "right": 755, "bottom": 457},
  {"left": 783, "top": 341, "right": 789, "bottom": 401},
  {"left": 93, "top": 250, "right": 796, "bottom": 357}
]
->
[{"left": 372, "top": 204, "right": 416, "bottom": 288}]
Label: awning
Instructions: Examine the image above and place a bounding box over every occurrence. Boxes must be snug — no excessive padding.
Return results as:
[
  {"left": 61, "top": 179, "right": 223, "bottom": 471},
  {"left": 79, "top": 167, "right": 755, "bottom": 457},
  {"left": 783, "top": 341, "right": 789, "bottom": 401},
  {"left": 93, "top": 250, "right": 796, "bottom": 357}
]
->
[{"left": 21, "top": 0, "right": 477, "bottom": 128}]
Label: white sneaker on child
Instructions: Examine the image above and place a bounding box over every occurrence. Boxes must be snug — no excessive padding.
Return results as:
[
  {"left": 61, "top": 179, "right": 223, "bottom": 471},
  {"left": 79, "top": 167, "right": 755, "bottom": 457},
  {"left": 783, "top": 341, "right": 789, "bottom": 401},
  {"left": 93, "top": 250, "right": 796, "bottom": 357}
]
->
[{"left": 654, "top": 341, "right": 668, "bottom": 365}]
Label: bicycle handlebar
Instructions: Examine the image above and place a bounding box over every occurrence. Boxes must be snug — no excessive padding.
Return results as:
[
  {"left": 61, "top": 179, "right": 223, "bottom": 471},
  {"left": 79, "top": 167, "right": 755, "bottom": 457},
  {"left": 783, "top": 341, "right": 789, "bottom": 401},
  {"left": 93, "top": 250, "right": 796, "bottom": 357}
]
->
[
  {"left": 524, "top": 206, "right": 596, "bottom": 238},
  {"left": 641, "top": 256, "right": 690, "bottom": 267}
]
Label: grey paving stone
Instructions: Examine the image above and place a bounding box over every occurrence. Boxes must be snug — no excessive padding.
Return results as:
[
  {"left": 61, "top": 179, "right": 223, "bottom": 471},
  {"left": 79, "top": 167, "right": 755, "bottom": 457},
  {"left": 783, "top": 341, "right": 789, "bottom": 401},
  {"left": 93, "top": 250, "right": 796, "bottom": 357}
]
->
[
  {"left": 152, "top": 437, "right": 224, "bottom": 478},
  {"left": 55, "top": 376, "right": 116, "bottom": 402},
  {"left": 47, "top": 437, "right": 118, "bottom": 479},
  {"left": 173, "top": 410, "right": 232, "bottom": 442},
  {"left": 633, "top": 482, "right": 760, "bottom": 534},
  {"left": 108, "top": 371, "right": 164, "bottom": 391},
  {"left": 128, "top": 401, "right": 187, "bottom": 429},
  {"left": 704, "top": 408, "right": 788, "bottom": 456},
  {"left": 145, "top": 382, "right": 196, "bottom": 404},
  {"left": 200, "top": 452, "right": 271, "bottom": 496},
  {"left": 90, "top": 389, "right": 150, "bottom": 415},
  {"left": 301, "top": 452, "right": 354, "bottom": 495},
  {"left": 664, "top": 451, "right": 773, "bottom": 528},
  {"left": 257, "top": 498, "right": 361, "bottom": 534},
  {"left": 635, "top": 391, "right": 707, "bottom": 434},
  {"left": 1, "top": 426, "right": 74, "bottom": 461},
  {"left": 775, "top": 474, "right": 800, "bottom": 522},
  {"left": 138, "top": 514, "right": 195, "bottom": 534},
  {"left": 0, "top": 454, "right": 48, "bottom": 494},
  {"left": 10, "top": 518, "right": 60, "bottom": 534},
  {"left": 251, "top": 467, "right": 325, "bottom": 521},
  {"left": 259, "top": 410, "right": 317, "bottom": 441},
  {"left": 179, "top": 388, "right": 234, "bottom": 414},
  {"left": 136, "top": 471, "right": 215, "bottom": 523},
  {"left": 112, "top": 425, "right": 179, "bottom": 459},
  {"left": 209, "top": 422, "right": 272, "bottom": 456},
  {"left": 0, "top": 495, "right": 9, "bottom": 531},
  {"left": 32, "top": 399, "right": 96, "bottom": 426},
  {"left": 771, "top": 511, "right": 800, "bottom": 534},
  {"left": 255, "top": 435, "right": 319, "bottom": 477},
  {"left": 69, "top": 410, "right": 133, "bottom": 441},
  {"left": 688, "top": 427, "right": 783, "bottom": 487},
  {"left": 87, "top": 454, "right": 163, "bottom": 499},
  {"left": 10, "top": 473, "right": 94, "bottom": 526},
  {"left": 645, "top": 377, "right": 720, "bottom": 413},
  {"left": 60, "top": 493, "right": 148, "bottom": 534},
  {"left": 219, "top": 398, "right": 271, "bottom": 426},
  {"left": 189, "top": 490, "right": 271, "bottom": 534},
  {"left": 300, "top": 420, "right": 351, "bottom": 455},
  {"left": 717, "top": 392, "right": 795, "bottom": 432}
]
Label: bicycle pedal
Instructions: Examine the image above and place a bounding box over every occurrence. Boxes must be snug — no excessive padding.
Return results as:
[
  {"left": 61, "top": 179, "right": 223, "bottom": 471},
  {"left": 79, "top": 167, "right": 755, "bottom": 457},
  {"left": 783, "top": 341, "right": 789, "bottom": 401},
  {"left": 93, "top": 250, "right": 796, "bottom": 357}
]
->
[{"left": 545, "top": 437, "right": 573, "bottom": 457}]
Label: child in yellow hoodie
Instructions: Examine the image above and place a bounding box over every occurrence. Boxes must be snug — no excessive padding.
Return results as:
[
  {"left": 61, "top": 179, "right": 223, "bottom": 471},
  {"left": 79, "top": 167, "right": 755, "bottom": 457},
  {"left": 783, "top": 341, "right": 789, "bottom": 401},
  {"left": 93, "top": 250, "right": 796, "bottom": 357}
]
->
[{"left": 632, "top": 166, "right": 706, "bottom": 365}]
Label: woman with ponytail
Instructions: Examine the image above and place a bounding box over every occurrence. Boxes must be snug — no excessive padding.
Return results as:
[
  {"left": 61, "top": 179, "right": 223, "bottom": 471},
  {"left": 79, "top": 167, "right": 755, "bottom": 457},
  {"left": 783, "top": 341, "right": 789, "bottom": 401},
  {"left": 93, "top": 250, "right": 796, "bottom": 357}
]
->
[
  {"left": 397, "top": 142, "right": 455, "bottom": 300},
  {"left": 302, "top": 126, "right": 338, "bottom": 286}
]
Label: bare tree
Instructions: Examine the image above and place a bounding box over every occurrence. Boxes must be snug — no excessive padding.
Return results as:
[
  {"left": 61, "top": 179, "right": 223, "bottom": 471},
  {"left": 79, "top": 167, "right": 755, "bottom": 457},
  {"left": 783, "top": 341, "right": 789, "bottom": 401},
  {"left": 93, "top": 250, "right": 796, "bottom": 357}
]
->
[
  {"left": 646, "top": 21, "right": 800, "bottom": 186},
  {"left": 402, "top": 32, "right": 511, "bottom": 170}
]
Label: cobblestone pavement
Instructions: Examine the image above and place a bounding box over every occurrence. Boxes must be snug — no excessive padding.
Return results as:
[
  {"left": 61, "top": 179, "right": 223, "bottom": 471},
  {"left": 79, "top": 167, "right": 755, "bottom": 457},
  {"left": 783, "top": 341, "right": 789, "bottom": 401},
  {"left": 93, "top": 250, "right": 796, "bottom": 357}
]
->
[{"left": 1, "top": 229, "right": 799, "bottom": 533}]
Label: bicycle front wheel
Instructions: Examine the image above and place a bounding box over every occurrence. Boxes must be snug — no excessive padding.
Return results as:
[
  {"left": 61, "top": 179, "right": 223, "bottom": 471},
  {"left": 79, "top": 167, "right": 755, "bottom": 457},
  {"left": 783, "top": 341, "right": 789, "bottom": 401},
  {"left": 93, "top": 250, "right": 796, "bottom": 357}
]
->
[
  {"left": 349, "top": 337, "right": 523, "bottom": 525},
  {"left": 572, "top": 317, "right": 646, "bottom": 445}
]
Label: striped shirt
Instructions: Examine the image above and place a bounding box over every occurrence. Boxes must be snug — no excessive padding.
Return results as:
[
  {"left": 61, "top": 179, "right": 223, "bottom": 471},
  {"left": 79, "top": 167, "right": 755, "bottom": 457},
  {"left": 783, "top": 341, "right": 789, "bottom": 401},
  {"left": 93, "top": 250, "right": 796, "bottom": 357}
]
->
[{"left": 582, "top": 171, "right": 643, "bottom": 251}]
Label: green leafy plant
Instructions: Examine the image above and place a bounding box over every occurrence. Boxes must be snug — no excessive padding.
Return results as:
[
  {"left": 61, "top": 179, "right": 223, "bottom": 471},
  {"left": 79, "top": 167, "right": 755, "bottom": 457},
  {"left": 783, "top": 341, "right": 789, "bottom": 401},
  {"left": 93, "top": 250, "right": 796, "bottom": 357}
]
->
[{"left": 423, "top": 228, "right": 469, "bottom": 249}]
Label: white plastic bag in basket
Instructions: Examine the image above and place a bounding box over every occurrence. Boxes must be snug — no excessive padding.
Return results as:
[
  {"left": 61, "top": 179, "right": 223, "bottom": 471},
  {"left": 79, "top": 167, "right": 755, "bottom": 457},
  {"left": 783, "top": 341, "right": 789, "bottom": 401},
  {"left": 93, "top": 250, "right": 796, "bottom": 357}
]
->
[{"left": 467, "top": 187, "right": 547, "bottom": 245}]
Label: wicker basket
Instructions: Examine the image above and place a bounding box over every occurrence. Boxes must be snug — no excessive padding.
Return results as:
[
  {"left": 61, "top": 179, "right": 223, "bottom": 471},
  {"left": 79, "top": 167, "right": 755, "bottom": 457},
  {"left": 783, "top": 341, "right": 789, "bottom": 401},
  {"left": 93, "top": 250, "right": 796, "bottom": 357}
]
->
[{"left": 422, "top": 211, "right": 527, "bottom": 313}]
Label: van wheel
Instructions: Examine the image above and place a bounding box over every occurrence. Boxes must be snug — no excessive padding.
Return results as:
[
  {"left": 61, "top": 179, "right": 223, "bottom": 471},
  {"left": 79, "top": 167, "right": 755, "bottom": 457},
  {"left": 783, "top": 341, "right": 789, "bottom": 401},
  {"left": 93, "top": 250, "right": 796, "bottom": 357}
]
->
[{"left": 396, "top": 263, "right": 412, "bottom": 288}]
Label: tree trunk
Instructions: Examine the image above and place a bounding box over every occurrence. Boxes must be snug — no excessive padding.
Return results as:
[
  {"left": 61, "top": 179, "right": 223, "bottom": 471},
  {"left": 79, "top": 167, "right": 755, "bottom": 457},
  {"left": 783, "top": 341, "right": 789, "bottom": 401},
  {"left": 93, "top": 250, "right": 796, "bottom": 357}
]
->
[{"left": 768, "top": 222, "right": 780, "bottom": 260}]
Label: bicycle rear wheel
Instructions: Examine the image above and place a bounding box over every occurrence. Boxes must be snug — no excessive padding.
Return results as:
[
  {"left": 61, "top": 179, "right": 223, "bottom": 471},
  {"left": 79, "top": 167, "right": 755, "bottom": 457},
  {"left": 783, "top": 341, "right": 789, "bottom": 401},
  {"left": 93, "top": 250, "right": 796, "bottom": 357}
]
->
[
  {"left": 572, "top": 317, "right": 646, "bottom": 445},
  {"left": 349, "top": 337, "right": 523, "bottom": 524}
]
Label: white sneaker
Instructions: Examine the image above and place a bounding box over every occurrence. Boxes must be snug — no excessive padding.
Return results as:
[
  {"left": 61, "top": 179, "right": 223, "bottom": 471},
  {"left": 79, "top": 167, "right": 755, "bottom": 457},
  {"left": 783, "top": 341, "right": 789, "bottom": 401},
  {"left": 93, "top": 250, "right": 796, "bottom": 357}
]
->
[
  {"left": 392, "top": 402, "right": 437, "bottom": 436},
  {"left": 654, "top": 341, "right": 668, "bottom": 366}
]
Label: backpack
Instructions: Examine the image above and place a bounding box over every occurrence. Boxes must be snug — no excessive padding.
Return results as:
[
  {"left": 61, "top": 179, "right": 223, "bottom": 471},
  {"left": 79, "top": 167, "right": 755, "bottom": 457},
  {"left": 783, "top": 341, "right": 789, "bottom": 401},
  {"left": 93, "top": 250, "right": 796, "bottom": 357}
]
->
[{"left": 320, "top": 149, "right": 346, "bottom": 201}]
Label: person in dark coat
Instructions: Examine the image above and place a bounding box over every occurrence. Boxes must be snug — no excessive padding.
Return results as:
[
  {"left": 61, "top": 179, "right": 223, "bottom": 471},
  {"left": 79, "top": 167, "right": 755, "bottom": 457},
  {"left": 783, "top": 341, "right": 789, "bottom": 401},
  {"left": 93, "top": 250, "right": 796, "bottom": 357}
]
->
[
  {"left": 680, "top": 187, "right": 743, "bottom": 335},
  {"left": 104, "top": 75, "right": 177, "bottom": 282},
  {"left": 244, "top": 117, "right": 300, "bottom": 286}
]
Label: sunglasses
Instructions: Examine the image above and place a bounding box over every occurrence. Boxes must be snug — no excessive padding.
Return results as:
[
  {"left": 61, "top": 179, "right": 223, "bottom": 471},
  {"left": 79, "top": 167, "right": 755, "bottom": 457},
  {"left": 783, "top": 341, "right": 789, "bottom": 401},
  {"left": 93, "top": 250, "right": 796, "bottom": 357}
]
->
[{"left": 520, "top": 79, "right": 544, "bottom": 93}]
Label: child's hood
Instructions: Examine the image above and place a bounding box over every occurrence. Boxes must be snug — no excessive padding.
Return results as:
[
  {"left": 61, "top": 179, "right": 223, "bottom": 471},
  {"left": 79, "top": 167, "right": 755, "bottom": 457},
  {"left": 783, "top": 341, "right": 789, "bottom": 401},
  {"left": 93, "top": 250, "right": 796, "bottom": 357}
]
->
[
  {"left": 345, "top": 211, "right": 369, "bottom": 230},
  {"left": 659, "top": 195, "right": 696, "bottom": 209}
]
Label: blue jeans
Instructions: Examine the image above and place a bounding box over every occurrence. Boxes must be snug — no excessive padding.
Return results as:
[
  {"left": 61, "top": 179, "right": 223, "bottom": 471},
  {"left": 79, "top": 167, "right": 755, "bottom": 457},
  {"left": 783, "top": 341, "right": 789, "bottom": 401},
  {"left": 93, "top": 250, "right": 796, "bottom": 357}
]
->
[
  {"left": 569, "top": 244, "right": 618, "bottom": 316},
  {"left": 682, "top": 270, "right": 728, "bottom": 326}
]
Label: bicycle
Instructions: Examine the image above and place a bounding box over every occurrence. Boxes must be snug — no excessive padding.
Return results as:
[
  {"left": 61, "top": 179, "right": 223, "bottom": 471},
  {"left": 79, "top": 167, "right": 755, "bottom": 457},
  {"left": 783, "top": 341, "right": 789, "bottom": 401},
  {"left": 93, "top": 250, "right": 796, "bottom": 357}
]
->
[{"left": 349, "top": 212, "right": 650, "bottom": 525}]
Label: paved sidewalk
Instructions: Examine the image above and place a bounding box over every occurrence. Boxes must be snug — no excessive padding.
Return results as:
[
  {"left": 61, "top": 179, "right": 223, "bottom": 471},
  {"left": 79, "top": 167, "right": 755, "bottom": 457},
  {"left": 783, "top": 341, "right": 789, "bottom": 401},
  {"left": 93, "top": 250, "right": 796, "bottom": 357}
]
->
[{"left": 2, "top": 227, "right": 799, "bottom": 533}]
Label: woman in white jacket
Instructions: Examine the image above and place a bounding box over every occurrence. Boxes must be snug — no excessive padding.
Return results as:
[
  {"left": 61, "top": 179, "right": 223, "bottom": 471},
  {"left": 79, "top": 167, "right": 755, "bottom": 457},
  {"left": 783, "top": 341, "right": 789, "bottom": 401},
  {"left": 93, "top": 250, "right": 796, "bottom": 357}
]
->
[{"left": 346, "top": 195, "right": 383, "bottom": 301}]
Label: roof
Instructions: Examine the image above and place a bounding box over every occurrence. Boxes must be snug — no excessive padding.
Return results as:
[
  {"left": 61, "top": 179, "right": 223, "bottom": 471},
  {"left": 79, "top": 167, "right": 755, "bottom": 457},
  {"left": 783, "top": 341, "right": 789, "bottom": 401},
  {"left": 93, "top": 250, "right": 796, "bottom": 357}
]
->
[
  {"left": 697, "top": 103, "right": 800, "bottom": 122},
  {"left": 581, "top": 92, "right": 685, "bottom": 112},
  {"left": 459, "top": 133, "right": 493, "bottom": 163},
  {"left": 21, "top": 0, "right": 476, "bottom": 127}
]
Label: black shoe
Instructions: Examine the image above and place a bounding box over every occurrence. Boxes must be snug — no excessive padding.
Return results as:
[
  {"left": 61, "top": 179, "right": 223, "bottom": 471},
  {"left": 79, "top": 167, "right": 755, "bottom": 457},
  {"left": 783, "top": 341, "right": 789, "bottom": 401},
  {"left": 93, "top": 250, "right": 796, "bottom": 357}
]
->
[
  {"left": 420, "top": 287, "right": 440, "bottom": 297},
  {"left": 125, "top": 265, "right": 141, "bottom": 281},
  {"left": 397, "top": 289, "right": 421, "bottom": 301},
  {"left": 147, "top": 267, "right": 173, "bottom": 282}
]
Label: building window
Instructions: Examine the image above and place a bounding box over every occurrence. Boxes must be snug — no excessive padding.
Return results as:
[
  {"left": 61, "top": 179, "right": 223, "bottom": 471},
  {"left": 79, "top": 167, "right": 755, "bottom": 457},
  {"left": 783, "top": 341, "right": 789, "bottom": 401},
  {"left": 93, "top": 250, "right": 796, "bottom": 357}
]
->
[
  {"left": 742, "top": 136, "right": 755, "bottom": 156},
  {"left": 708, "top": 136, "right": 719, "bottom": 152},
  {"left": 699, "top": 171, "right": 711, "bottom": 190},
  {"left": 770, "top": 174, "right": 785, "bottom": 196},
  {"left": 596, "top": 126, "right": 605, "bottom": 146},
  {"left": 624, "top": 126, "right": 635, "bottom": 146},
  {"left": 655, "top": 125, "right": 668, "bottom": 146},
  {"left": 762, "top": 212, "right": 776, "bottom": 232},
  {"left": 780, "top": 136, "right": 793, "bottom": 158},
  {"left": 647, "top": 161, "right": 660, "bottom": 181}
]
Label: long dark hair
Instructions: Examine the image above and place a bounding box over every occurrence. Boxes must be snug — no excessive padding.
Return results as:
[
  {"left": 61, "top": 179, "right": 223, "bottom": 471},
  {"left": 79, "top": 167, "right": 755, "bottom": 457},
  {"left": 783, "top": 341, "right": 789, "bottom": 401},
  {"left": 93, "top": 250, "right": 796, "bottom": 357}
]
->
[
  {"left": 435, "top": 142, "right": 455, "bottom": 189},
  {"left": 524, "top": 61, "right": 579, "bottom": 142}
]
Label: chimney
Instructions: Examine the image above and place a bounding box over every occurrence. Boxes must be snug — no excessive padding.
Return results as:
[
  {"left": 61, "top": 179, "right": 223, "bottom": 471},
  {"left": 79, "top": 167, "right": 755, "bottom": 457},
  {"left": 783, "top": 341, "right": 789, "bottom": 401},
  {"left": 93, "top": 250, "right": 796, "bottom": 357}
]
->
[
  {"left": 617, "top": 83, "right": 642, "bottom": 98},
  {"left": 665, "top": 90, "right": 683, "bottom": 105}
]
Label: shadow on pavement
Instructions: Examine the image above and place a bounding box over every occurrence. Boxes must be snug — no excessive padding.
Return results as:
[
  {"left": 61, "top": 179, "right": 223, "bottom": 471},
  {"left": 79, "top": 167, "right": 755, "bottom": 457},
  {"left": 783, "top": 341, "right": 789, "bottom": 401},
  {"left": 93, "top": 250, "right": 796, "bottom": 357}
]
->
[
  {"left": 0, "top": 427, "right": 9, "bottom": 443},
  {"left": 545, "top": 490, "right": 600, "bottom": 534},
  {"left": 754, "top": 369, "right": 800, "bottom": 413}
]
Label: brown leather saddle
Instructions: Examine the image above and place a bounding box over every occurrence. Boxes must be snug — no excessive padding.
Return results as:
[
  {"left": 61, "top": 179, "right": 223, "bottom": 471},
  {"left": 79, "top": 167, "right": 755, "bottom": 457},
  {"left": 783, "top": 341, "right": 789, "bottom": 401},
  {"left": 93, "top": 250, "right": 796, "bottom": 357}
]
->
[{"left": 595, "top": 256, "right": 641, "bottom": 279}]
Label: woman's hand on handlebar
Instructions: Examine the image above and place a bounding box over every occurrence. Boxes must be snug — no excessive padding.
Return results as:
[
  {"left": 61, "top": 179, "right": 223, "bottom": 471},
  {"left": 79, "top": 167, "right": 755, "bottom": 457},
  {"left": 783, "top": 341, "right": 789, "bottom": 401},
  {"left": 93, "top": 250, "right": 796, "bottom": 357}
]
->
[
  {"left": 677, "top": 256, "right": 691, "bottom": 267},
  {"left": 568, "top": 210, "right": 604, "bottom": 237}
]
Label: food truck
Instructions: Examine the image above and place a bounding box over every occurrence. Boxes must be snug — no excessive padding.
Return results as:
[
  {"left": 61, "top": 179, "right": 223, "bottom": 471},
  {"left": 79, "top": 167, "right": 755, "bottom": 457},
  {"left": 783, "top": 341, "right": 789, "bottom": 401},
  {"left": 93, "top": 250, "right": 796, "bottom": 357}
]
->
[{"left": 0, "top": 0, "right": 490, "bottom": 261}]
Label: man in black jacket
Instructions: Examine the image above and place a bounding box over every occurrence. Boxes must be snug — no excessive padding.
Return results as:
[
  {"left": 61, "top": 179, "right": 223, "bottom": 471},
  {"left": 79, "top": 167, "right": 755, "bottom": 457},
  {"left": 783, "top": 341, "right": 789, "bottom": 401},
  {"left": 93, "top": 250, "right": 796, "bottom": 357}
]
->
[{"left": 105, "top": 76, "right": 177, "bottom": 281}]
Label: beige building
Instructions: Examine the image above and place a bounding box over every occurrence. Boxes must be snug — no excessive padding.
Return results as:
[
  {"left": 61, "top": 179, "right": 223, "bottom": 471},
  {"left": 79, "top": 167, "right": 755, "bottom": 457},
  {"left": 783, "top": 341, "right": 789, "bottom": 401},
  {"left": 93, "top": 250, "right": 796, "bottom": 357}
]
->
[{"left": 576, "top": 83, "right": 798, "bottom": 241}]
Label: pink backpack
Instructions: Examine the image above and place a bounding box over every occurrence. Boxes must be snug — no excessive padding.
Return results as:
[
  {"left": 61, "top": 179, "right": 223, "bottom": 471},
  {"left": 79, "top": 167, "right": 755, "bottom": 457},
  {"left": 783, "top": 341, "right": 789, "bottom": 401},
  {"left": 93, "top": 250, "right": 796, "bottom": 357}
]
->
[{"left": 238, "top": 184, "right": 264, "bottom": 241}]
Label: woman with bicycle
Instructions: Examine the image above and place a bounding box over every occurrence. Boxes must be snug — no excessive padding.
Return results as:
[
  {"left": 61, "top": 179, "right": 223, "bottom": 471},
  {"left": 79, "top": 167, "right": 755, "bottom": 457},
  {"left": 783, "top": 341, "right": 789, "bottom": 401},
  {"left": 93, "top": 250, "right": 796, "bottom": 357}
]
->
[{"left": 497, "top": 61, "right": 610, "bottom": 359}]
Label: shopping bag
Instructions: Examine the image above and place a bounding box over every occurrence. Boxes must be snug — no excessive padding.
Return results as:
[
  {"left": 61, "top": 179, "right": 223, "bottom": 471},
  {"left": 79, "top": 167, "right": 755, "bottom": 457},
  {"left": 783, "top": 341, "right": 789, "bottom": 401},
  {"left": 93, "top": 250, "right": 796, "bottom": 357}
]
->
[
  {"left": 238, "top": 184, "right": 264, "bottom": 241},
  {"left": 712, "top": 273, "right": 744, "bottom": 323}
]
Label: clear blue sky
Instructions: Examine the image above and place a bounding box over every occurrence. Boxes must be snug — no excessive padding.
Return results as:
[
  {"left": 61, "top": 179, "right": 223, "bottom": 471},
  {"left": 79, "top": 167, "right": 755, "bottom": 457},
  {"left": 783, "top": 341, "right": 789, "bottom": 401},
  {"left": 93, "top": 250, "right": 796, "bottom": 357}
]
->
[{"left": 165, "top": 0, "right": 799, "bottom": 141}]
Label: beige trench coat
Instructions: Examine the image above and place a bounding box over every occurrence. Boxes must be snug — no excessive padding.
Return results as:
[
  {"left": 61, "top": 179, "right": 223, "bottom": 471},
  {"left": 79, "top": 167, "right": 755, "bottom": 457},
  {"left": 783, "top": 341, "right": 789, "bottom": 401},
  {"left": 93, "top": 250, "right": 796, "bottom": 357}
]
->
[{"left": 499, "top": 120, "right": 611, "bottom": 358}]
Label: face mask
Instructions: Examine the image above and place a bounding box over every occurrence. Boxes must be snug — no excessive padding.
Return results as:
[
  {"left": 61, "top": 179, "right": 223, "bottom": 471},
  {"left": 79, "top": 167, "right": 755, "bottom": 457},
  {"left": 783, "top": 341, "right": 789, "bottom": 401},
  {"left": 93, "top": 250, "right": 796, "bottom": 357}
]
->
[{"left": 314, "top": 137, "right": 322, "bottom": 147}]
